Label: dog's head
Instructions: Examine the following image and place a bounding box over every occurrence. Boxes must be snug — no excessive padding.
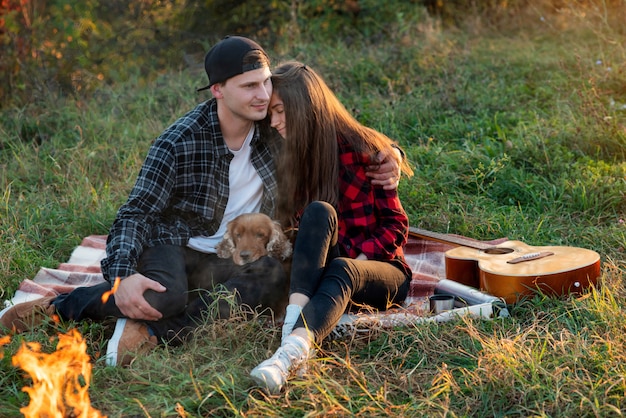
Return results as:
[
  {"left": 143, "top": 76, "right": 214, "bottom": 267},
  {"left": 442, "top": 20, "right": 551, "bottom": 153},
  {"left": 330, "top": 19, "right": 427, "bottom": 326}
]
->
[{"left": 215, "top": 213, "right": 292, "bottom": 265}]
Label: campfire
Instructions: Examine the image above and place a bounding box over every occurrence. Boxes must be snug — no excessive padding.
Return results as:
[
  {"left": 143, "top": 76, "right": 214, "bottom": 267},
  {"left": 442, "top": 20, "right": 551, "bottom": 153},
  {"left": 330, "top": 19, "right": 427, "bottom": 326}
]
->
[
  {"left": 7, "top": 329, "right": 105, "bottom": 418},
  {"left": 0, "top": 277, "right": 123, "bottom": 417}
]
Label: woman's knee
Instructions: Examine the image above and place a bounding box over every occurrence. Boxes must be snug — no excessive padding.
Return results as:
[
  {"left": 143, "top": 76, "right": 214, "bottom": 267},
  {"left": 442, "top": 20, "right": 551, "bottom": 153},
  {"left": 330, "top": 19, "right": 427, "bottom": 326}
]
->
[
  {"left": 294, "top": 201, "right": 340, "bottom": 263},
  {"left": 301, "top": 201, "right": 337, "bottom": 226}
]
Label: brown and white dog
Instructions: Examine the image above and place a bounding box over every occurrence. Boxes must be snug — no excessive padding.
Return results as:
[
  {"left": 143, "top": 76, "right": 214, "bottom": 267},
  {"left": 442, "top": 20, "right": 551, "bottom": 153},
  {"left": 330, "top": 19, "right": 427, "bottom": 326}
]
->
[
  {"left": 216, "top": 213, "right": 292, "bottom": 265},
  {"left": 214, "top": 213, "right": 292, "bottom": 321}
]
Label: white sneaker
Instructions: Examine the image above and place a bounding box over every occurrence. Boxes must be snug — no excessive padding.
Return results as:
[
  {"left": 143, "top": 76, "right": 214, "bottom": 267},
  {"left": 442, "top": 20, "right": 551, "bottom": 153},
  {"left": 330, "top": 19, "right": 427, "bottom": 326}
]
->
[{"left": 250, "top": 335, "right": 310, "bottom": 394}]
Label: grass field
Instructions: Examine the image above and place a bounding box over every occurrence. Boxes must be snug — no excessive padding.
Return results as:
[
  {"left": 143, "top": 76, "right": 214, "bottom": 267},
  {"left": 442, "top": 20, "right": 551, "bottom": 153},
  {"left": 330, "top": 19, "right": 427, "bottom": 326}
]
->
[{"left": 1, "top": 3, "right": 625, "bottom": 417}]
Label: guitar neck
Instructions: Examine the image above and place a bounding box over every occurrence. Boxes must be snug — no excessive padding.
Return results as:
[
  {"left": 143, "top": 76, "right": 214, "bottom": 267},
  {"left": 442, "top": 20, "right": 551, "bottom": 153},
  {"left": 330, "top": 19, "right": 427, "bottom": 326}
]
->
[{"left": 408, "top": 227, "right": 494, "bottom": 250}]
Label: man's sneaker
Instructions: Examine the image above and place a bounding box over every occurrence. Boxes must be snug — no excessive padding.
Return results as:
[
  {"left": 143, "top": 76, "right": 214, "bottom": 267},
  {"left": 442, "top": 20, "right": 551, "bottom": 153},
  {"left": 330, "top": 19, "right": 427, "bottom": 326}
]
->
[
  {"left": 0, "top": 296, "right": 58, "bottom": 333},
  {"left": 250, "top": 335, "right": 311, "bottom": 394},
  {"left": 105, "top": 318, "right": 157, "bottom": 367}
]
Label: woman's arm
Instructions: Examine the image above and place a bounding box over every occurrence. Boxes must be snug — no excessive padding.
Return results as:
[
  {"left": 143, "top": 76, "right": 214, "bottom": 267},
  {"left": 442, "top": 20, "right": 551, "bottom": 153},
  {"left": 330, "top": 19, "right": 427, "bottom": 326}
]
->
[
  {"left": 337, "top": 142, "right": 408, "bottom": 261},
  {"left": 357, "top": 185, "right": 409, "bottom": 260}
]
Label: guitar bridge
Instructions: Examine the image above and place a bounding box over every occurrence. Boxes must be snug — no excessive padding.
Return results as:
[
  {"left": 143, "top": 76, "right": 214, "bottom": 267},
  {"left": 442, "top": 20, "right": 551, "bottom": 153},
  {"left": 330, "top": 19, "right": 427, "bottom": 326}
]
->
[{"left": 507, "top": 251, "right": 555, "bottom": 264}]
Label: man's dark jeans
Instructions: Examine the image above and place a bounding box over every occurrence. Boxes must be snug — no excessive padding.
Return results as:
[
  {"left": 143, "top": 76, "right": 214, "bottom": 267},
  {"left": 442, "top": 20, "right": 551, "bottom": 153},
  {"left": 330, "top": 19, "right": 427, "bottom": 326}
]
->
[{"left": 53, "top": 245, "right": 288, "bottom": 344}]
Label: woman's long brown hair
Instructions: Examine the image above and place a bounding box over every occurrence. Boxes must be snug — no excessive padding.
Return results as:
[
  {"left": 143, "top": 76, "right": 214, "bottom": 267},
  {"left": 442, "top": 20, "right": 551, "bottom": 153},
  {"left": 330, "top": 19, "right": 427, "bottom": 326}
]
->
[{"left": 272, "top": 61, "right": 413, "bottom": 229}]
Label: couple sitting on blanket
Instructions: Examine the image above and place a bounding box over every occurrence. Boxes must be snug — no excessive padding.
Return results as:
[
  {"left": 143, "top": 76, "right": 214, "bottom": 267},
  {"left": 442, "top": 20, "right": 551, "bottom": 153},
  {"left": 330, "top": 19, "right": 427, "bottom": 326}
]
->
[{"left": 0, "top": 36, "right": 413, "bottom": 395}]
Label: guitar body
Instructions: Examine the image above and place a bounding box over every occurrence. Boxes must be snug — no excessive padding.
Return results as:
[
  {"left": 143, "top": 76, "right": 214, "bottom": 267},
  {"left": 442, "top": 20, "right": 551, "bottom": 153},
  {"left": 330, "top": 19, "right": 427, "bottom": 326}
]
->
[{"left": 444, "top": 241, "right": 601, "bottom": 304}]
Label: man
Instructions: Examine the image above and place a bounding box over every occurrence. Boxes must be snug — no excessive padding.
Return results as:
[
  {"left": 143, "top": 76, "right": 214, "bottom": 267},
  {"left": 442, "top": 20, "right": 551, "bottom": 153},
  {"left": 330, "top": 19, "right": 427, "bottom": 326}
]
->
[{"left": 0, "top": 36, "right": 401, "bottom": 367}]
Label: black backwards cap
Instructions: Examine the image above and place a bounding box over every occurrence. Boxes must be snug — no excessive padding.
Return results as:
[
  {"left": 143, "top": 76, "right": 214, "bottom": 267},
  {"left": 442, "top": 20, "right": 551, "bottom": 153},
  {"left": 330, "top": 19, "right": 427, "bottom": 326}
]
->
[{"left": 197, "top": 36, "right": 270, "bottom": 92}]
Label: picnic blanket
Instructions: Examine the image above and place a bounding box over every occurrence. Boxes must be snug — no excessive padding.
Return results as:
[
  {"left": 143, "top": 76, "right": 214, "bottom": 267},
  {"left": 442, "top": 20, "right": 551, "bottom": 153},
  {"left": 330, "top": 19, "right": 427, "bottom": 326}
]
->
[{"left": 1, "top": 233, "right": 509, "bottom": 324}]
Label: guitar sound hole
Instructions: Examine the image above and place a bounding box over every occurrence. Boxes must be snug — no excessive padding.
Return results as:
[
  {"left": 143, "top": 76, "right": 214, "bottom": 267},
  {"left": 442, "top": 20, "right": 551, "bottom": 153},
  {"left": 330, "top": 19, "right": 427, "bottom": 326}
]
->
[{"left": 483, "top": 247, "right": 514, "bottom": 255}]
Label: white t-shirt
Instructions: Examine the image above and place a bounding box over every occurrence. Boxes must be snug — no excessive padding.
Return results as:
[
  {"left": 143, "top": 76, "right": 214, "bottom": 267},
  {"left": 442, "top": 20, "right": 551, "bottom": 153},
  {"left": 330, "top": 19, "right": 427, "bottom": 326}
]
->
[{"left": 187, "top": 126, "right": 263, "bottom": 253}]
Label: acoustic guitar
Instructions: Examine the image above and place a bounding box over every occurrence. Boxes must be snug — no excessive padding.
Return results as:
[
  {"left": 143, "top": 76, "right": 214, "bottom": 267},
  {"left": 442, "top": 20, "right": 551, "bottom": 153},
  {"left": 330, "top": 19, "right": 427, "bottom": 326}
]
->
[{"left": 409, "top": 227, "right": 601, "bottom": 304}]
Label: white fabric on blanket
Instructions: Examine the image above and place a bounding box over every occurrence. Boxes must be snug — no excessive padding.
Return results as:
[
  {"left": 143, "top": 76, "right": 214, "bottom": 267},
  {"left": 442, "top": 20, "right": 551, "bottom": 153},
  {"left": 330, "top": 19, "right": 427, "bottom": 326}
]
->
[{"left": 0, "top": 236, "right": 107, "bottom": 317}]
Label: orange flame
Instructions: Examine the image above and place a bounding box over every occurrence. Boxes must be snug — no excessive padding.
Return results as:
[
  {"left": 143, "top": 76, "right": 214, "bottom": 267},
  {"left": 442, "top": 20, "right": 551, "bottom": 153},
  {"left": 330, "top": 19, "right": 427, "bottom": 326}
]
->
[
  {"left": 12, "top": 329, "right": 105, "bottom": 418},
  {"left": 101, "top": 277, "right": 121, "bottom": 304},
  {"left": 0, "top": 334, "right": 10, "bottom": 360}
]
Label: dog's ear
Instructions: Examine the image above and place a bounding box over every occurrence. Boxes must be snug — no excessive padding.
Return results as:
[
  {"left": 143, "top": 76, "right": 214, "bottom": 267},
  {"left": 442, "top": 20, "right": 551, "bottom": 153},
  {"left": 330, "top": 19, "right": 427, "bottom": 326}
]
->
[
  {"left": 267, "top": 221, "right": 293, "bottom": 260},
  {"left": 216, "top": 226, "right": 236, "bottom": 259}
]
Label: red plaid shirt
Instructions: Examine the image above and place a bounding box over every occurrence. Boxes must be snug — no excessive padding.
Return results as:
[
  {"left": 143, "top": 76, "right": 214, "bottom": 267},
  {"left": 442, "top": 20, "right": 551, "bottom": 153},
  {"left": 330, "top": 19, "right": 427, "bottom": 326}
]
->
[{"left": 335, "top": 135, "right": 411, "bottom": 276}]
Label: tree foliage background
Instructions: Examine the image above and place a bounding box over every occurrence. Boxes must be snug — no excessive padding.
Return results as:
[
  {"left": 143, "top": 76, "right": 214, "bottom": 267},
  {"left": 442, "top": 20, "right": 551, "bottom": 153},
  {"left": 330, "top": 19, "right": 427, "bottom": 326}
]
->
[{"left": 3, "top": 0, "right": 623, "bottom": 110}]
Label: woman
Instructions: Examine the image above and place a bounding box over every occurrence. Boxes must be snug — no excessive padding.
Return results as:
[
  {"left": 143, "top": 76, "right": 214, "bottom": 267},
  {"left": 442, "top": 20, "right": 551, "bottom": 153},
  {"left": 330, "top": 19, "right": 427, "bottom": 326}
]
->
[{"left": 250, "top": 62, "right": 414, "bottom": 394}]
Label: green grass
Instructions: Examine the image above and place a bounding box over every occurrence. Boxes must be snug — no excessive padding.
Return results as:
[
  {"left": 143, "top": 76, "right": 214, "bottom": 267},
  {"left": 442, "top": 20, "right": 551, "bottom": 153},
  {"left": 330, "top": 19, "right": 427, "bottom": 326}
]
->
[{"left": 1, "top": 3, "right": 626, "bottom": 417}]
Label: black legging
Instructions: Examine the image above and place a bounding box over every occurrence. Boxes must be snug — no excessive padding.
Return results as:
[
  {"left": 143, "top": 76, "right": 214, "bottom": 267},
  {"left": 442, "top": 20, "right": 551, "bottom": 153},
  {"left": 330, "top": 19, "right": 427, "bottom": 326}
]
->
[{"left": 290, "top": 201, "right": 411, "bottom": 343}]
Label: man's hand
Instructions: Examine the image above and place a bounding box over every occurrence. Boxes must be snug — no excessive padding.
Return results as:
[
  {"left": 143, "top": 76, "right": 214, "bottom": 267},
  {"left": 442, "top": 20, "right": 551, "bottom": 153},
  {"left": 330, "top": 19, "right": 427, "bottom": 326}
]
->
[
  {"left": 114, "top": 273, "right": 166, "bottom": 321},
  {"left": 366, "top": 147, "right": 403, "bottom": 190}
]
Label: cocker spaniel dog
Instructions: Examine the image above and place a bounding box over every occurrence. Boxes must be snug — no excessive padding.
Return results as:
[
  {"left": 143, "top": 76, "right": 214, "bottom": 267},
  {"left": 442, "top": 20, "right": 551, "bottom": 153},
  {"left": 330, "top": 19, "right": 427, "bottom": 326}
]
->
[{"left": 216, "top": 213, "right": 292, "bottom": 265}]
